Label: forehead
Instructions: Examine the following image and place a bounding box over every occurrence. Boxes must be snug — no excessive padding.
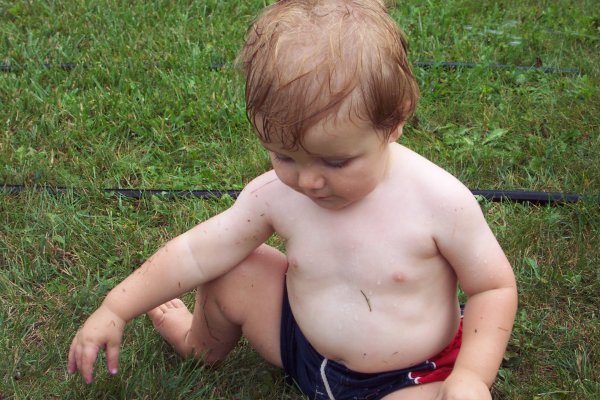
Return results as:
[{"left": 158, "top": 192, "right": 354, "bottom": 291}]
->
[
  {"left": 264, "top": 115, "right": 381, "bottom": 157},
  {"left": 255, "top": 88, "right": 373, "bottom": 141}
]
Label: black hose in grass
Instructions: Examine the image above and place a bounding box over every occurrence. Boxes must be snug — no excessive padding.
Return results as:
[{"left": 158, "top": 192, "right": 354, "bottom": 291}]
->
[{"left": 1, "top": 184, "right": 597, "bottom": 205}]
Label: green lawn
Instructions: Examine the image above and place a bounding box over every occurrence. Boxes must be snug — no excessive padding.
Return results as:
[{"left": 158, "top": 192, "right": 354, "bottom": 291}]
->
[{"left": 1, "top": 0, "right": 599, "bottom": 399}]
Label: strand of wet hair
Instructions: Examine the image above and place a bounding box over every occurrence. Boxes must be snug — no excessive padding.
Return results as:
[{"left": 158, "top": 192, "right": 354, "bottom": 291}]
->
[{"left": 2, "top": 184, "right": 598, "bottom": 205}]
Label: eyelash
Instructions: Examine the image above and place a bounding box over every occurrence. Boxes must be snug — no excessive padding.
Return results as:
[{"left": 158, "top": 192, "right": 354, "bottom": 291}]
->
[
  {"left": 273, "top": 153, "right": 292, "bottom": 162},
  {"left": 323, "top": 159, "right": 350, "bottom": 168},
  {"left": 272, "top": 153, "right": 351, "bottom": 169}
]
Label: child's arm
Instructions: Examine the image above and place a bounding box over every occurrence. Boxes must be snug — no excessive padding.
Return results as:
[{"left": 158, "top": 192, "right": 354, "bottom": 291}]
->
[
  {"left": 67, "top": 178, "right": 275, "bottom": 384},
  {"left": 433, "top": 185, "right": 518, "bottom": 398}
]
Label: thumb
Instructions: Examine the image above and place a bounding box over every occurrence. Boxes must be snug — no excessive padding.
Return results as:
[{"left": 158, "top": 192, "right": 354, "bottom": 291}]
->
[{"left": 105, "top": 341, "right": 121, "bottom": 376}]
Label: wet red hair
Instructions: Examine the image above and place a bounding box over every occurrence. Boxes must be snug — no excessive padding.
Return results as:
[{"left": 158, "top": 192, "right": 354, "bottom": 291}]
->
[{"left": 237, "top": 0, "right": 419, "bottom": 149}]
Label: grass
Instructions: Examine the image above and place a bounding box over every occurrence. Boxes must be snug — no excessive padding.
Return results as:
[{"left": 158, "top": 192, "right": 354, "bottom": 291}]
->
[{"left": 1, "top": 0, "right": 599, "bottom": 398}]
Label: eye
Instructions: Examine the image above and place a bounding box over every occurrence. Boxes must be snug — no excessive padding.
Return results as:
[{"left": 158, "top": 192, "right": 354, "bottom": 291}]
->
[
  {"left": 272, "top": 152, "right": 293, "bottom": 163},
  {"left": 323, "top": 158, "right": 351, "bottom": 168}
]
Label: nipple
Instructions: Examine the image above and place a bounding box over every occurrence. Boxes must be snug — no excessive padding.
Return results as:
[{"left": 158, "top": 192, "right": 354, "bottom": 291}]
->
[{"left": 393, "top": 272, "right": 405, "bottom": 283}]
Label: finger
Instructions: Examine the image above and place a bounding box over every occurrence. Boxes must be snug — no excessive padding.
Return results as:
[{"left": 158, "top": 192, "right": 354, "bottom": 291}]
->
[
  {"left": 81, "top": 346, "right": 99, "bottom": 384},
  {"left": 67, "top": 340, "right": 77, "bottom": 374},
  {"left": 105, "top": 341, "right": 120, "bottom": 376},
  {"left": 76, "top": 342, "right": 85, "bottom": 379}
]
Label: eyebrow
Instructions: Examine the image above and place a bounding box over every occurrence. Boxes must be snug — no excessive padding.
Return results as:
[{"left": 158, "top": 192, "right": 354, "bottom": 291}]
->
[
  {"left": 260, "top": 140, "right": 358, "bottom": 161},
  {"left": 261, "top": 141, "right": 354, "bottom": 160},
  {"left": 270, "top": 149, "right": 352, "bottom": 161}
]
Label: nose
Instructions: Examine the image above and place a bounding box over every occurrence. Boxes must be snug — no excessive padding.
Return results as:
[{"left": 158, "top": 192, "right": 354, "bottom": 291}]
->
[{"left": 297, "top": 167, "right": 325, "bottom": 191}]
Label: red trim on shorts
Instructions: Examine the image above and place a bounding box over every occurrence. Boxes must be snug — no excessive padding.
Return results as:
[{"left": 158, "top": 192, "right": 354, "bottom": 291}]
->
[{"left": 410, "top": 318, "right": 463, "bottom": 384}]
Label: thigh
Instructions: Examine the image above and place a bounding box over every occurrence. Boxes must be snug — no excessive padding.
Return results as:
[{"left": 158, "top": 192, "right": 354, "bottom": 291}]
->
[
  {"left": 381, "top": 382, "right": 442, "bottom": 400},
  {"left": 209, "top": 244, "right": 288, "bottom": 367}
]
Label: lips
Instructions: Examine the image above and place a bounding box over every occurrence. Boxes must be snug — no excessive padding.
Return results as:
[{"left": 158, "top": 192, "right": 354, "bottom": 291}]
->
[
  {"left": 311, "top": 196, "right": 338, "bottom": 206},
  {"left": 293, "top": 187, "right": 336, "bottom": 205},
  {"left": 296, "top": 188, "right": 329, "bottom": 200},
  {"left": 309, "top": 194, "right": 331, "bottom": 201}
]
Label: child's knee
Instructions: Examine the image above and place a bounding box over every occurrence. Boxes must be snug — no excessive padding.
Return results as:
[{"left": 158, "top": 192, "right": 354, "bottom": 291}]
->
[
  {"left": 218, "top": 245, "right": 286, "bottom": 289},
  {"left": 188, "top": 244, "right": 286, "bottom": 334},
  {"left": 243, "top": 244, "right": 288, "bottom": 272}
]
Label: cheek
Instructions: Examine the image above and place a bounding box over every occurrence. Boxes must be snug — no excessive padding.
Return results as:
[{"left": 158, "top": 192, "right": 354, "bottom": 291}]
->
[
  {"left": 333, "top": 163, "right": 381, "bottom": 194},
  {"left": 272, "top": 163, "right": 296, "bottom": 186},
  {"left": 331, "top": 168, "right": 371, "bottom": 191}
]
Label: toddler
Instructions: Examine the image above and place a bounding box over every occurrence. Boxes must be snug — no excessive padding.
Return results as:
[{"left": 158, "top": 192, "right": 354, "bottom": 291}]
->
[{"left": 68, "top": 1, "right": 518, "bottom": 399}]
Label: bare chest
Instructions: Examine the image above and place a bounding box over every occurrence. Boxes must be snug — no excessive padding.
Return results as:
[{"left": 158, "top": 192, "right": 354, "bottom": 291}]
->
[{"left": 278, "top": 203, "right": 441, "bottom": 288}]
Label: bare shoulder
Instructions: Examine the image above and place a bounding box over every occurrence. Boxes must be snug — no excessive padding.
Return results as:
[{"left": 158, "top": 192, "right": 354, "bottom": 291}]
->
[
  {"left": 393, "top": 145, "right": 513, "bottom": 290},
  {"left": 234, "top": 170, "right": 297, "bottom": 219},
  {"left": 391, "top": 144, "right": 492, "bottom": 248},
  {"left": 238, "top": 170, "right": 280, "bottom": 196},
  {"left": 391, "top": 144, "right": 476, "bottom": 211},
  {"left": 236, "top": 170, "right": 286, "bottom": 205}
]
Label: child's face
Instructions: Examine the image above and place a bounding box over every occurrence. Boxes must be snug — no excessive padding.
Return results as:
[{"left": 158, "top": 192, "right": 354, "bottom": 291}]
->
[{"left": 260, "top": 117, "right": 400, "bottom": 210}]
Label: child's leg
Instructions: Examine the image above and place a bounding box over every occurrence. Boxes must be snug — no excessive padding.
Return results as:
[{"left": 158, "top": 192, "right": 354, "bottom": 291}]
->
[{"left": 148, "top": 244, "right": 288, "bottom": 366}]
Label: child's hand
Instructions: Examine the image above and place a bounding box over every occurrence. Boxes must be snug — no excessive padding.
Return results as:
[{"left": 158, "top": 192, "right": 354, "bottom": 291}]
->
[
  {"left": 434, "top": 368, "right": 491, "bottom": 400},
  {"left": 67, "top": 306, "right": 126, "bottom": 384}
]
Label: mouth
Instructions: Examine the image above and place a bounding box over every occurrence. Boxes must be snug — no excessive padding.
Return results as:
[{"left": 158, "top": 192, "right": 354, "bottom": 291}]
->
[
  {"left": 310, "top": 195, "right": 350, "bottom": 210},
  {"left": 308, "top": 193, "right": 330, "bottom": 200},
  {"left": 296, "top": 188, "right": 328, "bottom": 200},
  {"left": 310, "top": 195, "right": 336, "bottom": 205},
  {"left": 293, "top": 188, "right": 336, "bottom": 204}
]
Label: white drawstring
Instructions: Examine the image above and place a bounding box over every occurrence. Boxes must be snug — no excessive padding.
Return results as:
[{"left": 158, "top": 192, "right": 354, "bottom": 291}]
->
[{"left": 320, "top": 358, "right": 336, "bottom": 400}]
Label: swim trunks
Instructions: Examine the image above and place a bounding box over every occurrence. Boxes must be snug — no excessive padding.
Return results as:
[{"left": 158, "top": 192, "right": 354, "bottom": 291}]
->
[{"left": 279, "top": 283, "right": 463, "bottom": 400}]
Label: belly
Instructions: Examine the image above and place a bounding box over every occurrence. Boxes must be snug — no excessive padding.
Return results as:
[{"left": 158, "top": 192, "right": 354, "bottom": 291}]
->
[{"left": 287, "top": 281, "right": 461, "bottom": 373}]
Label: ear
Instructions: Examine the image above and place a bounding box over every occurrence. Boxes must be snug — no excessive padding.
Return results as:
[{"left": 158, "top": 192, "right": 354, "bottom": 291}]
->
[{"left": 388, "top": 121, "right": 405, "bottom": 143}]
